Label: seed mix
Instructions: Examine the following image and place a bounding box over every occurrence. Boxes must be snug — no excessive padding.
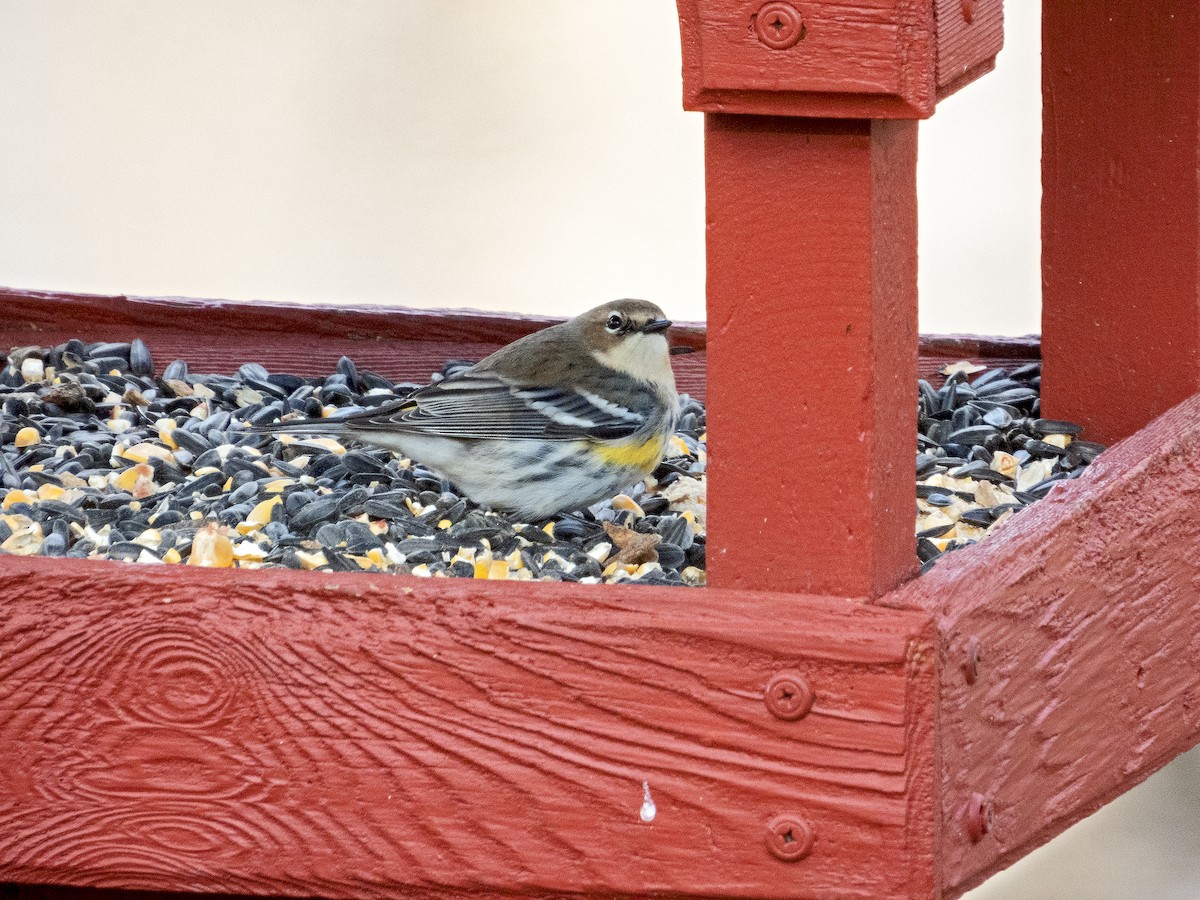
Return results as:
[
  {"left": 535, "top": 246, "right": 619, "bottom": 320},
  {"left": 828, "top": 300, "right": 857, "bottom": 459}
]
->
[{"left": 0, "top": 340, "right": 1100, "bottom": 582}]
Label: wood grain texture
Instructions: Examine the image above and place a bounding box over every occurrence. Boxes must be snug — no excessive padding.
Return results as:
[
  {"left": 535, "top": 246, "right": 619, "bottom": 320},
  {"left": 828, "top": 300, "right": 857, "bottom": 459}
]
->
[
  {"left": 0, "top": 560, "right": 938, "bottom": 899},
  {"left": 1041, "top": 1, "right": 1200, "bottom": 445},
  {"left": 887, "top": 391, "right": 1200, "bottom": 896},
  {"left": 917, "top": 334, "right": 1039, "bottom": 388},
  {"left": 704, "top": 115, "right": 918, "bottom": 598},
  {"left": 933, "top": 0, "right": 1003, "bottom": 99},
  {"left": 0, "top": 287, "right": 708, "bottom": 403},
  {"left": 0, "top": 886, "right": 261, "bottom": 900},
  {"left": 1, "top": 286, "right": 1020, "bottom": 383},
  {"left": 917, "top": 333, "right": 1037, "bottom": 363},
  {"left": 676, "top": 0, "right": 1001, "bottom": 117},
  {"left": 676, "top": 0, "right": 937, "bottom": 117}
]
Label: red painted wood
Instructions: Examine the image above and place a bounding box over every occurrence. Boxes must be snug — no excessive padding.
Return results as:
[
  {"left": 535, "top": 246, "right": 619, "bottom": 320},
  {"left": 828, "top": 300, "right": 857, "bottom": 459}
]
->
[
  {"left": 917, "top": 334, "right": 1038, "bottom": 388},
  {"left": 1, "top": 287, "right": 1019, "bottom": 391},
  {"left": 8, "top": 286, "right": 1200, "bottom": 897},
  {"left": 1041, "top": 1, "right": 1200, "bottom": 445},
  {"left": 0, "top": 287, "right": 709, "bottom": 401},
  {"left": 676, "top": 0, "right": 1003, "bottom": 119},
  {"left": 888, "top": 391, "right": 1200, "bottom": 897},
  {"left": 704, "top": 115, "right": 919, "bottom": 598},
  {"left": 917, "top": 333, "right": 1038, "bottom": 364},
  {"left": 677, "top": 0, "right": 937, "bottom": 118},
  {"left": 0, "top": 559, "right": 938, "bottom": 899},
  {"left": 933, "top": 0, "right": 1003, "bottom": 100},
  {"left": 0, "top": 888, "right": 259, "bottom": 900}
]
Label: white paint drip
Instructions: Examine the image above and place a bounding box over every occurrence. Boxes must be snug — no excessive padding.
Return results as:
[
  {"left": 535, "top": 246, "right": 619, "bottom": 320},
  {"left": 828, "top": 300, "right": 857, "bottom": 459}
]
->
[{"left": 639, "top": 781, "right": 656, "bottom": 823}]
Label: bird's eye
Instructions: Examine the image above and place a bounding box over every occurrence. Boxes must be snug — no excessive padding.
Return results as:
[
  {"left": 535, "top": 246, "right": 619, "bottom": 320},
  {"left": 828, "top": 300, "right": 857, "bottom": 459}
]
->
[{"left": 605, "top": 313, "right": 624, "bottom": 333}]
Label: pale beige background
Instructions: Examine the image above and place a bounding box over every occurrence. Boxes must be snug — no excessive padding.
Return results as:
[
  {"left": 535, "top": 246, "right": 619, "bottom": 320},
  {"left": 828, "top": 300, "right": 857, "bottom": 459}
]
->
[
  {"left": 1, "top": 2, "right": 1197, "bottom": 898},
  {"left": 0, "top": 0, "right": 1040, "bottom": 334}
]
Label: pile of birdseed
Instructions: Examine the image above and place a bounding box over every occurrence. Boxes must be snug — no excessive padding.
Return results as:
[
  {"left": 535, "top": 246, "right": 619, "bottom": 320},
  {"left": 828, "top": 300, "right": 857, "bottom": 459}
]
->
[
  {"left": 0, "top": 339, "right": 707, "bottom": 586},
  {"left": 915, "top": 360, "right": 1103, "bottom": 572},
  {"left": 0, "top": 339, "right": 1100, "bottom": 583}
]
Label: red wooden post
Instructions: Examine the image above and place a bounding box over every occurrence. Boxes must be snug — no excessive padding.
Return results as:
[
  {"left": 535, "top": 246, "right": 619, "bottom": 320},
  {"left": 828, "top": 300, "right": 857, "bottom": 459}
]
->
[
  {"left": 705, "top": 115, "right": 919, "bottom": 597},
  {"left": 1042, "top": 1, "right": 1200, "bottom": 445},
  {"left": 676, "top": 0, "right": 1002, "bottom": 597}
]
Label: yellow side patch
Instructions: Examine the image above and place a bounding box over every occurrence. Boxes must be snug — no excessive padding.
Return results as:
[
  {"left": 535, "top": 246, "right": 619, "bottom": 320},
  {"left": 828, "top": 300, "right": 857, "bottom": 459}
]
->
[{"left": 590, "top": 434, "right": 668, "bottom": 472}]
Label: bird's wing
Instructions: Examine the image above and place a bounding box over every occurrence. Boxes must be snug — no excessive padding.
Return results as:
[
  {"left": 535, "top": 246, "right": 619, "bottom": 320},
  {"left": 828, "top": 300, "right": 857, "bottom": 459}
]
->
[{"left": 336, "top": 371, "right": 648, "bottom": 441}]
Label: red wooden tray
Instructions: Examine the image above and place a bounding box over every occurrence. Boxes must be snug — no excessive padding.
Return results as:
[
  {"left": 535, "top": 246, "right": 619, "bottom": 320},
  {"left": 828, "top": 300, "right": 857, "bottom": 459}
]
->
[
  {"left": 7, "top": 0, "right": 1200, "bottom": 895},
  {"left": 2, "top": 289, "right": 1195, "bottom": 900}
]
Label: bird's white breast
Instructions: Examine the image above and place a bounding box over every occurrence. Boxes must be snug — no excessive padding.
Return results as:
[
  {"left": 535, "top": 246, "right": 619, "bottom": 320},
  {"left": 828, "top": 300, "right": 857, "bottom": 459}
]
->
[{"left": 592, "top": 333, "right": 675, "bottom": 389}]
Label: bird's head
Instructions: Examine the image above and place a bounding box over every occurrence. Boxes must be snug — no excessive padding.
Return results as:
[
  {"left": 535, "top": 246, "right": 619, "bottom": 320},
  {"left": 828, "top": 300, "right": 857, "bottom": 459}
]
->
[{"left": 577, "top": 299, "right": 675, "bottom": 387}]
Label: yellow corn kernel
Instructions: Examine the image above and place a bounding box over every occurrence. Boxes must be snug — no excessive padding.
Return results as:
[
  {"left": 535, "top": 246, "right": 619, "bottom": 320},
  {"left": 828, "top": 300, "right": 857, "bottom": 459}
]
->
[
  {"left": 611, "top": 494, "right": 644, "bottom": 517},
  {"left": 14, "top": 427, "right": 40, "bottom": 448},
  {"left": 119, "top": 442, "right": 173, "bottom": 464},
  {"left": 990, "top": 451, "right": 1019, "bottom": 479},
  {"left": 114, "top": 467, "right": 141, "bottom": 491},
  {"left": 295, "top": 550, "right": 328, "bottom": 570},
  {"left": 241, "top": 495, "right": 282, "bottom": 532},
  {"left": 154, "top": 419, "right": 178, "bottom": 449},
  {"left": 187, "top": 526, "right": 234, "bottom": 567}
]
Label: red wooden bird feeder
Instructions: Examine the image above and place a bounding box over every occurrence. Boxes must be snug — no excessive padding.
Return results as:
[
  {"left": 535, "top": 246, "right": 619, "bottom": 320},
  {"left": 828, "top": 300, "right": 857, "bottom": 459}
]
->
[{"left": 3, "top": 2, "right": 1200, "bottom": 897}]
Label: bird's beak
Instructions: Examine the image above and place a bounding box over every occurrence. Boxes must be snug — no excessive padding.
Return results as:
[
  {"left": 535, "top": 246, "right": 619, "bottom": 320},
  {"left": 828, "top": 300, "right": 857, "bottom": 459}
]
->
[{"left": 642, "top": 319, "right": 672, "bottom": 334}]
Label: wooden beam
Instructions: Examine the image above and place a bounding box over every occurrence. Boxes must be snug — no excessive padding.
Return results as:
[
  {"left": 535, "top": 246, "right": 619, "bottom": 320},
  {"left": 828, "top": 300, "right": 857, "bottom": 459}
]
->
[
  {"left": 704, "top": 115, "right": 919, "bottom": 597},
  {"left": 888, "top": 392, "right": 1200, "bottom": 897},
  {"left": 934, "top": 0, "right": 1004, "bottom": 101},
  {"left": 0, "top": 288, "right": 1036, "bottom": 406},
  {"left": 675, "top": 0, "right": 1004, "bottom": 118},
  {"left": 1041, "top": 1, "right": 1200, "bottom": 444},
  {"left": 0, "top": 287, "right": 710, "bottom": 403},
  {"left": 0, "top": 560, "right": 938, "bottom": 899}
]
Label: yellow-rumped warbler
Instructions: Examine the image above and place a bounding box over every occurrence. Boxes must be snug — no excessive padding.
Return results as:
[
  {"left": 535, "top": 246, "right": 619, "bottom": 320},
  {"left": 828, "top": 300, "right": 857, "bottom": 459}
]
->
[{"left": 253, "top": 299, "right": 677, "bottom": 519}]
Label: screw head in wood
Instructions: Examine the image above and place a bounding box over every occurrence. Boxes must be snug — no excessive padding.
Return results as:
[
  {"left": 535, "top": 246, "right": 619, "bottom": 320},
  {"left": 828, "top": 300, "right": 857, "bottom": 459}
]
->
[
  {"left": 753, "top": 2, "right": 805, "bottom": 50},
  {"left": 965, "top": 793, "right": 994, "bottom": 842},
  {"left": 962, "top": 636, "right": 982, "bottom": 685},
  {"left": 764, "top": 670, "right": 814, "bottom": 720},
  {"left": 765, "top": 814, "right": 814, "bottom": 861}
]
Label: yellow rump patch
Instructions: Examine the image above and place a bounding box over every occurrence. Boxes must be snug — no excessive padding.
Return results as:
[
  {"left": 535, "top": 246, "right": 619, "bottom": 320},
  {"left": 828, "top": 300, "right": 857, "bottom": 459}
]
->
[{"left": 590, "top": 434, "right": 668, "bottom": 472}]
